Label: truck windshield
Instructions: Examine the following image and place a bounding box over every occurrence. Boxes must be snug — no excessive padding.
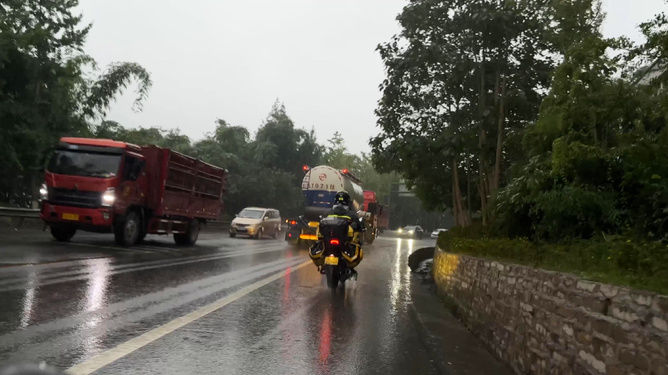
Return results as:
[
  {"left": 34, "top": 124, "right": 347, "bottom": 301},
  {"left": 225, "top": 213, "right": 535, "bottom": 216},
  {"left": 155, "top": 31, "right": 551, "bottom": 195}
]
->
[
  {"left": 238, "top": 209, "right": 264, "bottom": 219},
  {"left": 47, "top": 150, "right": 122, "bottom": 178}
]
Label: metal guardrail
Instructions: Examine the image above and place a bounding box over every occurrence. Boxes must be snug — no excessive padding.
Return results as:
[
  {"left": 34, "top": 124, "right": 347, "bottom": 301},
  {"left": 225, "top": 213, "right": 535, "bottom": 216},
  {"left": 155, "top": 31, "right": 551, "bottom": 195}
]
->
[
  {"left": 205, "top": 221, "right": 229, "bottom": 229},
  {"left": 0, "top": 207, "right": 40, "bottom": 218},
  {"left": 0, "top": 208, "right": 233, "bottom": 231}
]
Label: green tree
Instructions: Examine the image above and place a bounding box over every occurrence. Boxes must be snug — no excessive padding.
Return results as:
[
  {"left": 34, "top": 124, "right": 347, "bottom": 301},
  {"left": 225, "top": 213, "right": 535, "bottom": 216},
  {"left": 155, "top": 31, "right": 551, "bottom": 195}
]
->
[
  {"left": 0, "top": 0, "right": 151, "bottom": 204},
  {"left": 355, "top": 153, "right": 398, "bottom": 205},
  {"left": 254, "top": 101, "right": 322, "bottom": 179},
  {"left": 161, "top": 129, "right": 194, "bottom": 155},
  {"left": 372, "top": 0, "right": 557, "bottom": 226},
  {"left": 495, "top": 2, "right": 668, "bottom": 241},
  {"left": 322, "top": 132, "right": 360, "bottom": 170},
  {"left": 190, "top": 107, "right": 323, "bottom": 218}
]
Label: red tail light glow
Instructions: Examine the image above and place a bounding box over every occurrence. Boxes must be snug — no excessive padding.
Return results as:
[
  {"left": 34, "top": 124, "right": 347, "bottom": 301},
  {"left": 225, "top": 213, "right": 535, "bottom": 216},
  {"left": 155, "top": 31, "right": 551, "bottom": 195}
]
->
[
  {"left": 290, "top": 220, "right": 297, "bottom": 225},
  {"left": 342, "top": 169, "right": 348, "bottom": 174},
  {"left": 330, "top": 239, "right": 340, "bottom": 245},
  {"left": 303, "top": 165, "right": 310, "bottom": 172}
]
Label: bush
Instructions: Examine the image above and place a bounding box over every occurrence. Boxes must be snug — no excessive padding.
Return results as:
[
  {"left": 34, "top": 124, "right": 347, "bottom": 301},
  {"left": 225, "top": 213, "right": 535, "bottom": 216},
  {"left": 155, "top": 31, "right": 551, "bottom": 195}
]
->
[
  {"left": 530, "top": 186, "right": 621, "bottom": 240},
  {"left": 437, "top": 230, "right": 668, "bottom": 295},
  {"left": 494, "top": 130, "right": 668, "bottom": 242}
]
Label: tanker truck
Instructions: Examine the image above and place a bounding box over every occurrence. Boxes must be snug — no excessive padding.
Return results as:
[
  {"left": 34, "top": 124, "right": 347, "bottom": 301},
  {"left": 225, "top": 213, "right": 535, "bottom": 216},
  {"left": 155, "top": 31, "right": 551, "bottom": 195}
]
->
[{"left": 285, "top": 165, "right": 378, "bottom": 245}]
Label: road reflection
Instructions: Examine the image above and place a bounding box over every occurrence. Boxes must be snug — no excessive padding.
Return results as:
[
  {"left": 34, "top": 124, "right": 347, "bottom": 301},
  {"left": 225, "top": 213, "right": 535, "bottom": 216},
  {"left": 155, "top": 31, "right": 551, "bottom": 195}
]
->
[
  {"left": 78, "top": 257, "right": 112, "bottom": 358},
  {"left": 310, "top": 287, "right": 357, "bottom": 375},
  {"left": 19, "top": 269, "right": 38, "bottom": 329},
  {"left": 390, "top": 239, "right": 412, "bottom": 310},
  {"left": 318, "top": 307, "right": 332, "bottom": 365}
]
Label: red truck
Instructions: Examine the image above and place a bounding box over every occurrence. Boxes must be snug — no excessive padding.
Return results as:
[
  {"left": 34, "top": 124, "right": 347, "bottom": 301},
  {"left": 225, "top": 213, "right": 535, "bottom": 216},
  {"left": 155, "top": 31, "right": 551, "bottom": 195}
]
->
[
  {"left": 39, "top": 137, "right": 227, "bottom": 246},
  {"left": 363, "top": 190, "right": 389, "bottom": 235}
]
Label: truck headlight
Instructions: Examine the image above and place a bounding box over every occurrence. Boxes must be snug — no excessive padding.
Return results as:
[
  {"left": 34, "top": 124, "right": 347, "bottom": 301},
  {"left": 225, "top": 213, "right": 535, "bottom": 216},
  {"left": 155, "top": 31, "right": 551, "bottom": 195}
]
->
[
  {"left": 101, "top": 188, "right": 116, "bottom": 206},
  {"left": 39, "top": 183, "right": 48, "bottom": 201}
]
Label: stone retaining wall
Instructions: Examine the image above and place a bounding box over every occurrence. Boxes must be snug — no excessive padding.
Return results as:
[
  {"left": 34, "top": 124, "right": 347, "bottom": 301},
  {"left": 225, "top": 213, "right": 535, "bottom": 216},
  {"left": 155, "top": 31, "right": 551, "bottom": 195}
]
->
[{"left": 432, "top": 247, "right": 668, "bottom": 375}]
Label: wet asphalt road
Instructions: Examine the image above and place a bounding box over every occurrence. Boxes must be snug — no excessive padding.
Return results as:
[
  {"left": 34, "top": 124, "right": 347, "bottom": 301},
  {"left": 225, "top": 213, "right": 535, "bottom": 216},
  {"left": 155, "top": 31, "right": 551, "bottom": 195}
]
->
[{"left": 0, "top": 229, "right": 511, "bottom": 374}]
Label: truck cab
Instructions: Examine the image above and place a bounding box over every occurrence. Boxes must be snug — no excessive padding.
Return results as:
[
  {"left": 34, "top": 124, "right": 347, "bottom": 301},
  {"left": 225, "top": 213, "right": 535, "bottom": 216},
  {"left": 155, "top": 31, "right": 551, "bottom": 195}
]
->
[{"left": 41, "top": 138, "right": 146, "bottom": 241}]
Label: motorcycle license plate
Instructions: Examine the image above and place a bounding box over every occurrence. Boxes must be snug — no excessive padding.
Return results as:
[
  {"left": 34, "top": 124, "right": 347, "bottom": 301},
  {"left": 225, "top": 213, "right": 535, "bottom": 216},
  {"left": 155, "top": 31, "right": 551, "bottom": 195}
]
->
[
  {"left": 324, "top": 256, "right": 339, "bottom": 266},
  {"left": 62, "top": 213, "right": 79, "bottom": 221}
]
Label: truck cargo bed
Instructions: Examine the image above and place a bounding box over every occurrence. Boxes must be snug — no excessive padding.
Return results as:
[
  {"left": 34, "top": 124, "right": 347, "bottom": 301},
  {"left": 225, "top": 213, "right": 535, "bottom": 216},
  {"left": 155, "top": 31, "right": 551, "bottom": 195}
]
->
[{"left": 142, "top": 146, "right": 226, "bottom": 220}]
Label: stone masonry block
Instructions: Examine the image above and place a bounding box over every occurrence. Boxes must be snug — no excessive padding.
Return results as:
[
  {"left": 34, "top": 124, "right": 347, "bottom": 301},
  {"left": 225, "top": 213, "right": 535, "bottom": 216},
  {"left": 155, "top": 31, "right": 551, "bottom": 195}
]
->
[
  {"left": 599, "top": 284, "right": 619, "bottom": 299},
  {"left": 651, "top": 357, "right": 668, "bottom": 375},
  {"left": 578, "top": 350, "right": 607, "bottom": 373},
  {"left": 611, "top": 307, "right": 640, "bottom": 324},
  {"left": 653, "top": 316, "right": 668, "bottom": 332},
  {"left": 577, "top": 280, "right": 598, "bottom": 293},
  {"left": 618, "top": 347, "right": 650, "bottom": 371}
]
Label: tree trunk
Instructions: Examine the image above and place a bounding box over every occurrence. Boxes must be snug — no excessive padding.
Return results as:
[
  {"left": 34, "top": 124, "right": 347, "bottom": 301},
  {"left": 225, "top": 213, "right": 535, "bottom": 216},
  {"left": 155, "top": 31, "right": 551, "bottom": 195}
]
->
[
  {"left": 453, "top": 159, "right": 471, "bottom": 227},
  {"left": 492, "top": 72, "right": 507, "bottom": 193},
  {"left": 478, "top": 58, "right": 489, "bottom": 226},
  {"left": 452, "top": 167, "right": 460, "bottom": 227},
  {"left": 478, "top": 172, "right": 488, "bottom": 226},
  {"left": 466, "top": 157, "right": 472, "bottom": 217}
]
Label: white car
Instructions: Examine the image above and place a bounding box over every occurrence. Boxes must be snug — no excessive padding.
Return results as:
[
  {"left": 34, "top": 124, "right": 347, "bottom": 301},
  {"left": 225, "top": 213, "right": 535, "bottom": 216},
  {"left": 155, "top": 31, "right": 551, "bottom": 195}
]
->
[
  {"left": 430, "top": 228, "right": 447, "bottom": 239},
  {"left": 397, "top": 225, "right": 425, "bottom": 239}
]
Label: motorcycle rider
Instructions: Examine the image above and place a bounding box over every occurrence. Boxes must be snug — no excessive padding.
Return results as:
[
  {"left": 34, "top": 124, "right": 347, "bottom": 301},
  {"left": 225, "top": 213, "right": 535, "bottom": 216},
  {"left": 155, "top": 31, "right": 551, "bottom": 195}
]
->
[
  {"left": 309, "top": 190, "right": 364, "bottom": 275},
  {"left": 324, "top": 190, "right": 363, "bottom": 232}
]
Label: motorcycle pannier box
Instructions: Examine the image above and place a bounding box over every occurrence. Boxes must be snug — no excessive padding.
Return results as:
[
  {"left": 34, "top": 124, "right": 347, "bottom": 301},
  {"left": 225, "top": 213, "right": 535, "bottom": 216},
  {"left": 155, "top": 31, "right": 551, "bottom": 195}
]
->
[{"left": 318, "top": 217, "right": 350, "bottom": 239}]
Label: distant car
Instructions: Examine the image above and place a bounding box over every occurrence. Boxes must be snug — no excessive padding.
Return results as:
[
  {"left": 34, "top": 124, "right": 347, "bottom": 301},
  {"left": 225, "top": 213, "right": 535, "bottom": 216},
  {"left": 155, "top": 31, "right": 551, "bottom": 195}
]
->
[
  {"left": 230, "top": 207, "right": 281, "bottom": 239},
  {"left": 397, "top": 225, "right": 425, "bottom": 239},
  {"left": 430, "top": 228, "right": 447, "bottom": 239}
]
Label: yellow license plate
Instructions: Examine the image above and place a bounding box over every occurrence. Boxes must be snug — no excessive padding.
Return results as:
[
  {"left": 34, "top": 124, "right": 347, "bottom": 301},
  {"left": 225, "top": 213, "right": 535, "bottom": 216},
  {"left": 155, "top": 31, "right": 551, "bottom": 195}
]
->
[
  {"left": 324, "top": 256, "right": 339, "bottom": 265},
  {"left": 308, "top": 221, "right": 319, "bottom": 228},
  {"left": 62, "top": 213, "right": 79, "bottom": 221}
]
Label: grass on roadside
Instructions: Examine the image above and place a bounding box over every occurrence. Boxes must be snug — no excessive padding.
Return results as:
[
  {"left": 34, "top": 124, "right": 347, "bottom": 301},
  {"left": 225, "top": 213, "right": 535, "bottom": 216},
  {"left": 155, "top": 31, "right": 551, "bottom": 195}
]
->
[{"left": 437, "top": 228, "right": 668, "bottom": 295}]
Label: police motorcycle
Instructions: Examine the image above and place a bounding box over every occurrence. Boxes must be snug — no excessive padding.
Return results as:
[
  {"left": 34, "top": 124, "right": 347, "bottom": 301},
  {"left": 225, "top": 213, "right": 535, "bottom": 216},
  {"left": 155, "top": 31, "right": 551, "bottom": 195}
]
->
[{"left": 308, "top": 215, "right": 364, "bottom": 288}]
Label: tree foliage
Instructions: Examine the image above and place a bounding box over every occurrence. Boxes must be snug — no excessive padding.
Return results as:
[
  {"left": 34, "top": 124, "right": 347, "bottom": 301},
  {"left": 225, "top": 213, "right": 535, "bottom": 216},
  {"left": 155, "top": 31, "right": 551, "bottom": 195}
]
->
[
  {"left": 494, "top": 2, "right": 668, "bottom": 242},
  {"left": 0, "top": 0, "right": 151, "bottom": 204},
  {"left": 373, "top": 0, "right": 668, "bottom": 242},
  {"left": 254, "top": 101, "right": 322, "bottom": 180},
  {"left": 372, "top": 0, "right": 558, "bottom": 227}
]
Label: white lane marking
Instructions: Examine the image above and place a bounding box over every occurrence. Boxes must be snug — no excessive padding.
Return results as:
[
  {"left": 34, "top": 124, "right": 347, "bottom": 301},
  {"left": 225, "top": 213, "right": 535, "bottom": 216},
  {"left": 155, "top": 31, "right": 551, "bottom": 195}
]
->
[
  {"left": 0, "top": 258, "right": 306, "bottom": 353},
  {"left": 66, "top": 260, "right": 311, "bottom": 375},
  {"left": 0, "top": 246, "right": 290, "bottom": 290}
]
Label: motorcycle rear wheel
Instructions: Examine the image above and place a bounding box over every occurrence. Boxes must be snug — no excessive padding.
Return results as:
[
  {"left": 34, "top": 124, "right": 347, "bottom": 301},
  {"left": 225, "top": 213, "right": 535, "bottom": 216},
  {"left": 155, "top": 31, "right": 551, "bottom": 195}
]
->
[{"left": 325, "top": 265, "right": 339, "bottom": 289}]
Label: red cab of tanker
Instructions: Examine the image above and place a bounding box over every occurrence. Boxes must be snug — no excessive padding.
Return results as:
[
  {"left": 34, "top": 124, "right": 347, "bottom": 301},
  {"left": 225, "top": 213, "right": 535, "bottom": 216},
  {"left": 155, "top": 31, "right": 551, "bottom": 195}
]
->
[{"left": 40, "top": 137, "right": 227, "bottom": 246}]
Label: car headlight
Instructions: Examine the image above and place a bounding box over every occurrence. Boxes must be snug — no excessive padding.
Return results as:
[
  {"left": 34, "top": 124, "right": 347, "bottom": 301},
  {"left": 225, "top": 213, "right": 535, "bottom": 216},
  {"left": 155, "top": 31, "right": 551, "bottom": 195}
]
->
[
  {"left": 397, "top": 229, "right": 403, "bottom": 233},
  {"left": 409, "top": 230, "right": 414, "bottom": 234},
  {"left": 39, "top": 183, "right": 48, "bottom": 201},
  {"left": 101, "top": 188, "right": 116, "bottom": 206}
]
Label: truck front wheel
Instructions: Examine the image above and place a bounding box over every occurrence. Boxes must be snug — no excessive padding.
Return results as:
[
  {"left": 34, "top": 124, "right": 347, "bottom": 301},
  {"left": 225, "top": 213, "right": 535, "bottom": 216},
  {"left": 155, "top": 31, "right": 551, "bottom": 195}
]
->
[
  {"left": 174, "top": 219, "right": 200, "bottom": 246},
  {"left": 115, "top": 211, "right": 141, "bottom": 247},
  {"left": 50, "top": 224, "right": 76, "bottom": 242}
]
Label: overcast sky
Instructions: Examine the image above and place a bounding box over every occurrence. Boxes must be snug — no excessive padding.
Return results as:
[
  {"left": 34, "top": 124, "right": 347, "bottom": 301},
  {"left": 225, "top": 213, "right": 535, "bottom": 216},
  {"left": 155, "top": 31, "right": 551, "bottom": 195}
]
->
[{"left": 77, "top": 0, "right": 666, "bottom": 154}]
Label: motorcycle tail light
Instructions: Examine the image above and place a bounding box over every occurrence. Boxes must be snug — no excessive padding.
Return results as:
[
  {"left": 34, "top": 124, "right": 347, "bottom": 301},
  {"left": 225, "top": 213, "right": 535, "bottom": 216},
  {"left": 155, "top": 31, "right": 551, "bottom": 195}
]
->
[{"left": 330, "top": 239, "right": 340, "bottom": 245}]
